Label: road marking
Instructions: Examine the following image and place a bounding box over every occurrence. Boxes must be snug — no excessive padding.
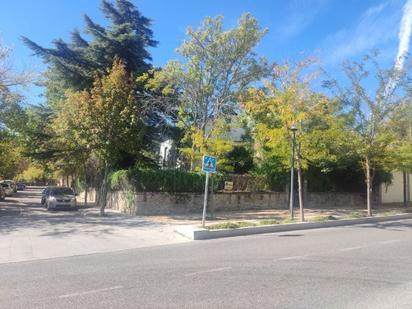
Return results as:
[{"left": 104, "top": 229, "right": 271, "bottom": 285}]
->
[
  {"left": 339, "top": 246, "right": 363, "bottom": 252},
  {"left": 276, "top": 255, "right": 307, "bottom": 261},
  {"left": 58, "top": 286, "right": 123, "bottom": 299},
  {"left": 184, "top": 267, "right": 232, "bottom": 277},
  {"left": 380, "top": 239, "right": 401, "bottom": 245}
]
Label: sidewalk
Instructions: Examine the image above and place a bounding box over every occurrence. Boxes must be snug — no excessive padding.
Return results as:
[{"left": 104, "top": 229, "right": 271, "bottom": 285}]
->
[
  {"left": 145, "top": 204, "right": 412, "bottom": 227},
  {"left": 0, "top": 203, "right": 189, "bottom": 264}
]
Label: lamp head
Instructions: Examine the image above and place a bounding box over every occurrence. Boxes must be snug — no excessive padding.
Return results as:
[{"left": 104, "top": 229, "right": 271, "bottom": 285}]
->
[{"left": 290, "top": 124, "right": 298, "bottom": 131}]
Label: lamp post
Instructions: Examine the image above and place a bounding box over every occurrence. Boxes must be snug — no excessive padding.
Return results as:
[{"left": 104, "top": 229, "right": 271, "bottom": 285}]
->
[{"left": 289, "top": 124, "right": 297, "bottom": 220}]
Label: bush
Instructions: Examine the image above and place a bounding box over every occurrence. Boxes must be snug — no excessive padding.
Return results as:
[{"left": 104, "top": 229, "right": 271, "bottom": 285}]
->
[{"left": 109, "top": 167, "right": 215, "bottom": 193}]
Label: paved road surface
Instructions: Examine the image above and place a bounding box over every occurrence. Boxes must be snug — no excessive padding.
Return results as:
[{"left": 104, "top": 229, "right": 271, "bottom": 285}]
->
[
  {"left": 2, "top": 208, "right": 412, "bottom": 308},
  {"left": 0, "top": 187, "right": 188, "bottom": 263}
]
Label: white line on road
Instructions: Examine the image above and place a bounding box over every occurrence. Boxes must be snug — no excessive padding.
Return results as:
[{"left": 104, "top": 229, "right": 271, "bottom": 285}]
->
[
  {"left": 276, "top": 255, "right": 307, "bottom": 261},
  {"left": 58, "top": 286, "right": 123, "bottom": 299},
  {"left": 184, "top": 267, "right": 232, "bottom": 277},
  {"left": 379, "top": 239, "right": 401, "bottom": 245},
  {"left": 339, "top": 246, "right": 363, "bottom": 252}
]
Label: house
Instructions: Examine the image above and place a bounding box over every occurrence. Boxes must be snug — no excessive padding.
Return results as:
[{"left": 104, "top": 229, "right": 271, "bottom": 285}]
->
[{"left": 381, "top": 171, "right": 411, "bottom": 204}]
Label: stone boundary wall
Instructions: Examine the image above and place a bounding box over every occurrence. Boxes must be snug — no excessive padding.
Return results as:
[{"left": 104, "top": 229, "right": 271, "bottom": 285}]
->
[
  {"left": 78, "top": 188, "right": 97, "bottom": 205},
  {"left": 107, "top": 191, "right": 371, "bottom": 216}
]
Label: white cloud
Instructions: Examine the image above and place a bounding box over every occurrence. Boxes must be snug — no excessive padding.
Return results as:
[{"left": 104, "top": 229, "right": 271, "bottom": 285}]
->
[{"left": 323, "top": 0, "right": 402, "bottom": 65}]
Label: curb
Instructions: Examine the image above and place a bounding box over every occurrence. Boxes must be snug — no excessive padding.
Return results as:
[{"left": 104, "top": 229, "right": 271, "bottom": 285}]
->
[{"left": 174, "top": 213, "right": 412, "bottom": 240}]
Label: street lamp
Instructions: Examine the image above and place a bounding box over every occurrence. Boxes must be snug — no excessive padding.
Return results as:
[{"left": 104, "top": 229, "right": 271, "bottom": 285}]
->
[{"left": 289, "top": 124, "right": 297, "bottom": 220}]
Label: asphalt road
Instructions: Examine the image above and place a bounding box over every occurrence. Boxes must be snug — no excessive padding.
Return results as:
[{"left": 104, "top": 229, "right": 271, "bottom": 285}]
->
[
  {"left": 2, "top": 213, "right": 412, "bottom": 308},
  {"left": 0, "top": 187, "right": 187, "bottom": 263}
]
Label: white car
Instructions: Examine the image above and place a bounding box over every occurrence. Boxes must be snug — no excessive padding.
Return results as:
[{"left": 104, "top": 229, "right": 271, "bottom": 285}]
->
[{"left": 41, "top": 186, "right": 77, "bottom": 210}]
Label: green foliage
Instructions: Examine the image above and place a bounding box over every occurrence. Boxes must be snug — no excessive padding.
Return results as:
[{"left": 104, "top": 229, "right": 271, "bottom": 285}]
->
[
  {"left": 154, "top": 14, "right": 267, "bottom": 130},
  {"left": 147, "top": 13, "right": 267, "bottom": 170},
  {"left": 110, "top": 169, "right": 129, "bottom": 189},
  {"left": 73, "top": 178, "right": 86, "bottom": 193},
  {"left": 309, "top": 215, "right": 338, "bottom": 222},
  {"left": 252, "top": 154, "right": 289, "bottom": 191},
  {"left": 346, "top": 211, "right": 366, "bottom": 219},
  {"left": 22, "top": 0, "right": 156, "bottom": 90},
  {"left": 221, "top": 145, "right": 254, "bottom": 174},
  {"left": 207, "top": 221, "right": 257, "bottom": 230},
  {"left": 390, "top": 100, "right": 412, "bottom": 172},
  {"left": 15, "top": 164, "right": 47, "bottom": 183},
  {"left": 259, "top": 219, "right": 281, "bottom": 225},
  {"left": 110, "top": 167, "right": 207, "bottom": 193},
  {"left": 65, "top": 59, "right": 155, "bottom": 168}
]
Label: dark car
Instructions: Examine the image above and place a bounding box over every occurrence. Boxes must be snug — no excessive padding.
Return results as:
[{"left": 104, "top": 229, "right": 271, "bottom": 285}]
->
[
  {"left": 1, "top": 182, "right": 14, "bottom": 196},
  {"left": 41, "top": 186, "right": 77, "bottom": 210},
  {"left": 16, "top": 182, "right": 26, "bottom": 191},
  {"left": 0, "top": 180, "right": 16, "bottom": 194}
]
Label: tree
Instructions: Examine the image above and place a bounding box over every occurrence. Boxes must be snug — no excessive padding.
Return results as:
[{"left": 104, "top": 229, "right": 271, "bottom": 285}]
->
[
  {"left": 15, "top": 164, "right": 48, "bottom": 184},
  {"left": 243, "top": 58, "right": 349, "bottom": 221},
  {"left": 64, "top": 59, "right": 154, "bottom": 214},
  {"left": 22, "top": 0, "right": 157, "bottom": 92},
  {"left": 149, "top": 13, "right": 268, "bottom": 169},
  {"left": 0, "top": 131, "right": 23, "bottom": 179},
  {"left": 324, "top": 52, "right": 408, "bottom": 216},
  {"left": 0, "top": 42, "right": 32, "bottom": 94},
  {"left": 389, "top": 99, "right": 412, "bottom": 206},
  {"left": 0, "top": 40, "right": 33, "bottom": 179},
  {"left": 21, "top": 0, "right": 165, "bottom": 201}
]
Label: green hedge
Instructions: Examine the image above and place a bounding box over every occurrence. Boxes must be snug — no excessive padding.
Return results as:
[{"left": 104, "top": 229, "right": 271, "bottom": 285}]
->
[{"left": 110, "top": 168, "right": 216, "bottom": 193}]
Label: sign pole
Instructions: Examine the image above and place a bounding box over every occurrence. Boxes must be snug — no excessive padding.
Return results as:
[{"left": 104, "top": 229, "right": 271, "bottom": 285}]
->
[{"left": 202, "top": 172, "right": 210, "bottom": 228}]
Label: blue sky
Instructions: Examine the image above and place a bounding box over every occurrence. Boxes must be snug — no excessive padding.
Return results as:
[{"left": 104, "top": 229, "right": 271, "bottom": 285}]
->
[{"left": 0, "top": 0, "right": 406, "bottom": 103}]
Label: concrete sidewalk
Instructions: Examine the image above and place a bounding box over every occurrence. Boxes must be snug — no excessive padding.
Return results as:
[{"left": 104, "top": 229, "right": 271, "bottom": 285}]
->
[
  {"left": 0, "top": 189, "right": 189, "bottom": 264},
  {"left": 144, "top": 204, "right": 412, "bottom": 227}
]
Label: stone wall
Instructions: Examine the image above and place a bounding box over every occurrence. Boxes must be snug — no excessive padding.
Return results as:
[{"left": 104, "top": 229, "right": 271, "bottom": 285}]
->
[
  {"left": 77, "top": 188, "right": 97, "bottom": 205},
  {"left": 107, "top": 190, "right": 372, "bottom": 215}
]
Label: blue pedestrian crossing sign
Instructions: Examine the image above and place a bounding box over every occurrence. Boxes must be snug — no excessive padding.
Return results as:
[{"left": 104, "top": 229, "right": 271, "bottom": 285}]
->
[{"left": 202, "top": 155, "right": 217, "bottom": 173}]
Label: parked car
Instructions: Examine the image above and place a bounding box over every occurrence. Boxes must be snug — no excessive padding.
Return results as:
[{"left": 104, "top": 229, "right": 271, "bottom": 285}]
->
[
  {"left": 1, "top": 182, "right": 14, "bottom": 196},
  {"left": 41, "top": 186, "right": 77, "bottom": 210},
  {"left": 0, "top": 180, "right": 17, "bottom": 193},
  {"left": 16, "top": 182, "right": 26, "bottom": 191},
  {"left": 0, "top": 185, "right": 5, "bottom": 201}
]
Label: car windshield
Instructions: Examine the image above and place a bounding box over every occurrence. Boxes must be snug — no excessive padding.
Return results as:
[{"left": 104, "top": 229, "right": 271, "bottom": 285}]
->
[
  {"left": 50, "top": 188, "right": 74, "bottom": 195},
  {"left": 1, "top": 183, "right": 9, "bottom": 188}
]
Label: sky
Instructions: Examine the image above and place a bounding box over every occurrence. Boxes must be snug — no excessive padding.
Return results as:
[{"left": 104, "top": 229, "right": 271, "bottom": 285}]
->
[{"left": 0, "top": 0, "right": 407, "bottom": 104}]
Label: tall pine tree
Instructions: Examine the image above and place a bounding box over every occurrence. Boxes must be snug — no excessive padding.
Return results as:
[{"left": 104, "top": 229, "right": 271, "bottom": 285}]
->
[{"left": 22, "top": 0, "right": 157, "bottom": 91}]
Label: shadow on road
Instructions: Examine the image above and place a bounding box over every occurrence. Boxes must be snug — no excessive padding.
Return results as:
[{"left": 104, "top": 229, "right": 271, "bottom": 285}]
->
[
  {"left": 0, "top": 187, "right": 163, "bottom": 238},
  {"left": 357, "top": 220, "right": 412, "bottom": 232}
]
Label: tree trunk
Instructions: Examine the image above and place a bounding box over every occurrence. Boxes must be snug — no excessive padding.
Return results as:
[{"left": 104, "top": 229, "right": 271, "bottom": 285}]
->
[
  {"left": 84, "top": 162, "right": 88, "bottom": 207},
  {"left": 403, "top": 171, "right": 408, "bottom": 208},
  {"left": 297, "top": 144, "right": 304, "bottom": 222},
  {"left": 365, "top": 157, "right": 372, "bottom": 216},
  {"left": 100, "top": 162, "right": 109, "bottom": 216},
  {"left": 209, "top": 175, "right": 215, "bottom": 219}
]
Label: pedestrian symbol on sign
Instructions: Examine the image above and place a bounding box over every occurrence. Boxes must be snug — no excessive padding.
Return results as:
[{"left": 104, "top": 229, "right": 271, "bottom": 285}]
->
[{"left": 202, "top": 155, "right": 216, "bottom": 173}]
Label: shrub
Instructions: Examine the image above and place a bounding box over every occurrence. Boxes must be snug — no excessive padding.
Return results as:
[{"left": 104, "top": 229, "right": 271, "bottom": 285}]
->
[
  {"left": 109, "top": 167, "right": 219, "bottom": 193},
  {"left": 207, "top": 221, "right": 257, "bottom": 230}
]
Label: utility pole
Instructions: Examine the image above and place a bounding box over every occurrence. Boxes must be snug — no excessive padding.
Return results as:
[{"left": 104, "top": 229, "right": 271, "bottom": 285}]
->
[{"left": 289, "top": 124, "right": 297, "bottom": 220}]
